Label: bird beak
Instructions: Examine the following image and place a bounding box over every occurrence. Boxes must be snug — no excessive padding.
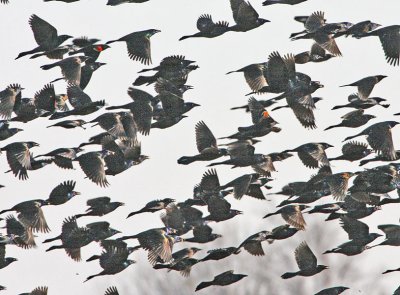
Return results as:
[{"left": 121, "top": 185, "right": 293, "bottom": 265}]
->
[
  {"left": 75, "top": 192, "right": 81, "bottom": 195},
  {"left": 186, "top": 85, "right": 194, "bottom": 89},
  {"left": 193, "top": 103, "right": 201, "bottom": 107}
]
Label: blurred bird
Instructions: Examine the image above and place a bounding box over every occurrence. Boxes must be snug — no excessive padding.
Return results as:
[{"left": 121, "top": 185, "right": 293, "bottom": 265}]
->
[
  {"left": 16, "top": 14, "right": 72, "bottom": 59},
  {"left": 266, "top": 224, "right": 299, "bottom": 241},
  {"left": 282, "top": 241, "right": 328, "bottom": 279},
  {"left": 153, "top": 257, "right": 199, "bottom": 277},
  {"left": 332, "top": 93, "right": 389, "bottom": 110},
  {"left": 106, "top": 29, "right": 161, "bottom": 64},
  {"left": 295, "top": 43, "right": 335, "bottom": 64},
  {"left": 199, "top": 247, "right": 238, "bottom": 262},
  {"left": 0, "top": 121, "right": 23, "bottom": 141},
  {"left": 76, "top": 197, "right": 124, "bottom": 219},
  {"left": 4, "top": 215, "right": 36, "bottom": 249},
  {"left": 325, "top": 109, "right": 375, "bottom": 130},
  {"left": 204, "top": 196, "right": 242, "bottom": 222},
  {"left": 33, "top": 84, "right": 69, "bottom": 114},
  {"left": 263, "top": 204, "right": 308, "bottom": 230},
  {"left": 195, "top": 270, "right": 247, "bottom": 291},
  {"left": 185, "top": 224, "right": 222, "bottom": 243},
  {"left": 334, "top": 20, "right": 381, "bottom": 38},
  {"left": 69, "top": 43, "right": 110, "bottom": 61},
  {"left": 180, "top": 14, "right": 230, "bottom": 41},
  {"left": 340, "top": 75, "right": 387, "bottom": 99},
  {"left": 0, "top": 84, "right": 23, "bottom": 120}
]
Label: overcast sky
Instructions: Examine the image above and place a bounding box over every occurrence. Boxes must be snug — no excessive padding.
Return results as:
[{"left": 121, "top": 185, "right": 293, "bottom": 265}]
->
[{"left": 0, "top": 0, "right": 399, "bottom": 294}]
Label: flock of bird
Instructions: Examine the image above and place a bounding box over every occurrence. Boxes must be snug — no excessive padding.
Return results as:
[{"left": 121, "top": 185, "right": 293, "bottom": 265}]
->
[{"left": 0, "top": 0, "right": 400, "bottom": 294}]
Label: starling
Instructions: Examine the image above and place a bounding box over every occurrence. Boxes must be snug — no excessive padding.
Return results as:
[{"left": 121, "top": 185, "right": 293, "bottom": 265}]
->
[
  {"left": 295, "top": 43, "right": 334, "bottom": 64},
  {"left": 282, "top": 241, "right": 328, "bottom": 279},
  {"left": 180, "top": 14, "right": 230, "bottom": 41},
  {"left": 340, "top": 75, "right": 387, "bottom": 99},
  {"left": 263, "top": 0, "right": 307, "bottom": 5},
  {"left": 195, "top": 270, "right": 247, "bottom": 291},
  {"left": 263, "top": 205, "right": 308, "bottom": 230},
  {"left": 358, "top": 25, "right": 400, "bottom": 66},
  {"left": 0, "top": 121, "right": 23, "bottom": 141},
  {"left": 46, "top": 180, "right": 80, "bottom": 205},
  {"left": 226, "top": 63, "right": 268, "bottom": 92},
  {"left": 16, "top": 14, "right": 72, "bottom": 59},
  {"left": 106, "top": 29, "right": 160, "bottom": 64},
  {"left": 41, "top": 56, "right": 91, "bottom": 86},
  {"left": 35, "top": 147, "right": 82, "bottom": 169},
  {"left": 47, "top": 119, "right": 86, "bottom": 129},
  {"left": 18, "top": 286, "right": 48, "bottom": 295},
  {"left": 314, "top": 286, "right": 349, "bottom": 295},
  {"left": 283, "top": 142, "right": 332, "bottom": 168},
  {"left": 75, "top": 150, "right": 112, "bottom": 187},
  {"left": 178, "top": 121, "right": 227, "bottom": 165},
  {"left": 235, "top": 231, "right": 269, "bottom": 256},
  {"left": 76, "top": 197, "right": 124, "bottom": 218},
  {"left": 329, "top": 141, "right": 372, "bottom": 162},
  {"left": 0, "top": 199, "right": 50, "bottom": 233},
  {"left": 325, "top": 109, "right": 375, "bottom": 130},
  {"left": 0, "top": 84, "right": 23, "bottom": 120},
  {"left": 344, "top": 121, "right": 399, "bottom": 160},
  {"left": 228, "top": 0, "right": 270, "bottom": 32},
  {"left": 127, "top": 198, "right": 175, "bottom": 218},
  {"left": 199, "top": 247, "right": 238, "bottom": 262}
]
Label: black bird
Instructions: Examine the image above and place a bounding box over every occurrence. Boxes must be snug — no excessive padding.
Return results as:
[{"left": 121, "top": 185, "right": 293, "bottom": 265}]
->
[
  {"left": 235, "top": 231, "right": 269, "bottom": 256},
  {"left": 343, "top": 121, "right": 399, "bottom": 160},
  {"left": 180, "top": 14, "right": 230, "bottom": 41},
  {"left": 372, "top": 224, "right": 400, "bottom": 247},
  {"left": 76, "top": 197, "right": 124, "bottom": 218},
  {"left": 314, "top": 286, "right": 349, "bottom": 295},
  {"left": 263, "top": 205, "right": 308, "bottom": 230},
  {"left": 0, "top": 199, "right": 50, "bottom": 233},
  {"left": 79, "top": 61, "right": 106, "bottom": 90},
  {"left": 282, "top": 241, "right": 328, "bottom": 279},
  {"left": 33, "top": 84, "right": 69, "bottom": 113},
  {"left": 332, "top": 93, "right": 389, "bottom": 110},
  {"left": 266, "top": 224, "right": 299, "bottom": 241},
  {"left": 185, "top": 224, "right": 222, "bottom": 243},
  {"left": 0, "top": 141, "right": 40, "bottom": 180},
  {"left": 87, "top": 112, "right": 135, "bottom": 138},
  {"left": 325, "top": 109, "right": 375, "bottom": 130},
  {"left": 46, "top": 180, "right": 80, "bottom": 205},
  {"left": 16, "top": 15, "right": 72, "bottom": 59},
  {"left": 226, "top": 63, "right": 268, "bottom": 92},
  {"left": 0, "top": 244, "right": 17, "bottom": 270},
  {"left": 334, "top": 20, "right": 381, "bottom": 38},
  {"left": 283, "top": 142, "right": 332, "bottom": 168},
  {"left": 75, "top": 150, "right": 112, "bottom": 187},
  {"left": 106, "top": 29, "right": 160, "bottom": 64},
  {"left": 340, "top": 75, "right": 387, "bottom": 99},
  {"left": 153, "top": 257, "right": 199, "bottom": 277},
  {"left": 220, "top": 173, "right": 261, "bottom": 200},
  {"left": 35, "top": 147, "right": 82, "bottom": 169},
  {"left": 69, "top": 44, "right": 110, "bottom": 61},
  {"left": 383, "top": 267, "right": 400, "bottom": 274},
  {"left": 4, "top": 215, "right": 36, "bottom": 249},
  {"left": 360, "top": 150, "right": 400, "bottom": 166},
  {"left": 204, "top": 196, "right": 242, "bottom": 222},
  {"left": 154, "top": 77, "right": 193, "bottom": 97},
  {"left": 41, "top": 56, "right": 91, "bottom": 86},
  {"left": 86, "top": 221, "right": 121, "bottom": 242},
  {"left": 228, "top": 0, "right": 270, "bottom": 32},
  {"left": 178, "top": 121, "right": 227, "bottom": 165},
  {"left": 263, "top": 0, "right": 307, "bottom": 5},
  {"left": 329, "top": 141, "right": 372, "bottom": 162},
  {"left": 195, "top": 270, "right": 247, "bottom": 292},
  {"left": 127, "top": 198, "right": 175, "bottom": 218},
  {"left": 325, "top": 172, "right": 355, "bottom": 201},
  {"left": 18, "top": 286, "right": 48, "bottom": 295},
  {"left": 358, "top": 25, "right": 400, "bottom": 66},
  {"left": 0, "top": 121, "right": 23, "bottom": 141},
  {"left": 47, "top": 119, "right": 86, "bottom": 129},
  {"left": 294, "top": 43, "right": 335, "bottom": 64},
  {"left": 0, "top": 84, "right": 23, "bottom": 120},
  {"left": 199, "top": 247, "right": 238, "bottom": 262}
]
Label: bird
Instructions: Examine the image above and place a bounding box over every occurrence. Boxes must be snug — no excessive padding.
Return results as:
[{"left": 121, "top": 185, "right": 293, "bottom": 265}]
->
[
  {"left": 204, "top": 196, "right": 242, "bottom": 222},
  {"left": 185, "top": 224, "right": 222, "bottom": 243},
  {"left": 226, "top": 63, "right": 268, "bottom": 93},
  {"left": 69, "top": 43, "right": 110, "bottom": 61},
  {"left": 179, "top": 14, "right": 230, "bottom": 41},
  {"left": 33, "top": 84, "right": 69, "bottom": 114},
  {"left": 263, "top": 0, "right": 307, "bottom": 5},
  {"left": 195, "top": 270, "right": 247, "bottom": 292},
  {"left": 324, "top": 109, "right": 375, "bottom": 130},
  {"left": 343, "top": 121, "right": 399, "bottom": 160},
  {"left": 340, "top": 75, "right": 387, "bottom": 99},
  {"left": 219, "top": 173, "right": 261, "bottom": 200},
  {"left": 360, "top": 150, "right": 400, "bottom": 166},
  {"left": 0, "top": 121, "right": 23, "bottom": 141},
  {"left": 228, "top": 0, "right": 270, "bottom": 32},
  {"left": 45, "top": 180, "right": 80, "bottom": 205},
  {"left": 75, "top": 197, "right": 124, "bottom": 219},
  {"left": 282, "top": 241, "right": 328, "bottom": 279},
  {"left": 34, "top": 147, "right": 82, "bottom": 169},
  {"left": 266, "top": 224, "right": 299, "bottom": 241},
  {"left": 334, "top": 20, "right": 381, "bottom": 38},
  {"left": 332, "top": 93, "right": 389, "bottom": 110},
  {"left": 75, "top": 150, "right": 112, "bottom": 187},
  {"left": 4, "top": 215, "right": 36, "bottom": 249},
  {"left": 199, "top": 247, "right": 238, "bottom": 262},
  {"left": 371, "top": 224, "right": 400, "bottom": 247},
  {"left": 283, "top": 142, "right": 333, "bottom": 168},
  {"left": 106, "top": 29, "right": 161, "bottom": 64},
  {"left": 153, "top": 258, "right": 199, "bottom": 277},
  {"left": 325, "top": 172, "right": 355, "bottom": 201},
  {"left": 178, "top": 121, "right": 228, "bottom": 165},
  {"left": 235, "top": 231, "right": 269, "bottom": 256},
  {"left": 47, "top": 119, "right": 86, "bottom": 129},
  {"left": 294, "top": 43, "right": 335, "bottom": 64},
  {"left": 0, "top": 243, "right": 17, "bottom": 270},
  {"left": 0, "top": 83, "right": 24, "bottom": 120},
  {"left": 18, "top": 286, "right": 48, "bottom": 295},
  {"left": 127, "top": 198, "right": 175, "bottom": 218},
  {"left": 41, "top": 56, "right": 91, "bottom": 86},
  {"left": 0, "top": 141, "right": 40, "bottom": 180},
  {"left": 358, "top": 25, "right": 400, "bottom": 66},
  {"left": 15, "top": 14, "right": 72, "bottom": 59},
  {"left": 263, "top": 205, "right": 308, "bottom": 230},
  {"left": 314, "top": 286, "right": 349, "bottom": 295}
]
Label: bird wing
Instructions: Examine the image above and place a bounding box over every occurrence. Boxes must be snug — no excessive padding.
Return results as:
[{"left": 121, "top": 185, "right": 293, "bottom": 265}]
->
[
  {"left": 228, "top": 142, "right": 255, "bottom": 158},
  {"left": 378, "top": 224, "right": 400, "bottom": 240},
  {"left": 266, "top": 52, "right": 289, "bottom": 91},
  {"left": 314, "top": 32, "right": 342, "bottom": 56},
  {"left": 230, "top": 0, "right": 244, "bottom": 23},
  {"left": 310, "top": 42, "right": 326, "bottom": 57},
  {"left": 104, "top": 286, "right": 119, "bottom": 295},
  {"left": 67, "top": 85, "right": 92, "bottom": 108},
  {"left": 29, "top": 14, "right": 58, "bottom": 48},
  {"left": 305, "top": 11, "right": 325, "bottom": 32},
  {"left": 327, "top": 175, "right": 350, "bottom": 201},
  {"left": 127, "top": 87, "right": 154, "bottom": 103},
  {"left": 129, "top": 101, "right": 152, "bottom": 136},
  {"left": 197, "top": 14, "right": 216, "bottom": 33},
  {"left": 207, "top": 196, "right": 231, "bottom": 216},
  {"left": 232, "top": 175, "right": 252, "bottom": 200},
  {"left": 200, "top": 169, "right": 221, "bottom": 190},
  {"left": 341, "top": 109, "right": 363, "bottom": 120},
  {"left": 236, "top": 1, "right": 259, "bottom": 25},
  {"left": 244, "top": 64, "right": 268, "bottom": 92},
  {"left": 295, "top": 241, "right": 317, "bottom": 271},
  {"left": 379, "top": 29, "right": 400, "bottom": 66},
  {"left": 120, "top": 111, "right": 138, "bottom": 139},
  {"left": 87, "top": 196, "right": 111, "bottom": 208},
  {"left": 78, "top": 152, "right": 109, "bottom": 187},
  {"left": 282, "top": 206, "right": 306, "bottom": 230},
  {"left": 61, "top": 59, "right": 82, "bottom": 86},
  {"left": 287, "top": 95, "right": 317, "bottom": 129},
  {"left": 340, "top": 215, "right": 369, "bottom": 240},
  {"left": 18, "top": 206, "right": 50, "bottom": 233},
  {"left": 31, "top": 286, "right": 49, "bottom": 295},
  {"left": 195, "top": 121, "right": 217, "bottom": 152},
  {"left": 367, "top": 125, "right": 396, "bottom": 160},
  {"left": 126, "top": 37, "right": 152, "bottom": 65},
  {"left": 248, "top": 97, "right": 266, "bottom": 125},
  {"left": 34, "top": 84, "right": 56, "bottom": 112},
  {"left": 252, "top": 158, "right": 275, "bottom": 177},
  {"left": 342, "top": 141, "right": 368, "bottom": 155},
  {"left": 49, "top": 180, "right": 76, "bottom": 200},
  {"left": 0, "top": 89, "right": 16, "bottom": 120},
  {"left": 244, "top": 241, "right": 264, "bottom": 256}
]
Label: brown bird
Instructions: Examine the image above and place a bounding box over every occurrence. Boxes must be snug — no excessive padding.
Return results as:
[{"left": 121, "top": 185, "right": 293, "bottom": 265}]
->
[
  {"left": 263, "top": 205, "right": 308, "bottom": 230},
  {"left": 325, "top": 172, "right": 355, "bottom": 201},
  {"left": 226, "top": 63, "right": 268, "bottom": 92}
]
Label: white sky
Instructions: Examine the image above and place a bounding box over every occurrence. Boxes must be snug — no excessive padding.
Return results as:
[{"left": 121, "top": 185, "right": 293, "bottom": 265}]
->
[{"left": 0, "top": 0, "right": 399, "bottom": 294}]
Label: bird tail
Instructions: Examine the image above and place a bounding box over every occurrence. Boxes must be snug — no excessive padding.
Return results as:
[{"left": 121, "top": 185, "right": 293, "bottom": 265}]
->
[
  {"left": 233, "top": 247, "right": 242, "bottom": 254},
  {"left": 105, "top": 104, "right": 128, "bottom": 110},
  {"left": 195, "top": 281, "right": 213, "bottom": 292},
  {"left": 207, "top": 160, "right": 229, "bottom": 167},
  {"left": 43, "top": 236, "right": 60, "bottom": 243},
  {"left": 325, "top": 212, "right": 341, "bottom": 221},
  {"left": 86, "top": 255, "right": 101, "bottom": 262},
  {"left": 49, "top": 112, "right": 71, "bottom": 120},
  {"left": 281, "top": 272, "right": 297, "bottom": 279},
  {"left": 105, "top": 39, "right": 120, "bottom": 45},
  {"left": 137, "top": 67, "right": 156, "bottom": 73},
  {"left": 324, "top": 124, "right": 341, "bottom": 131},
  {"left": 383, "top": 268, "right": 400, "bottom": 274},
  {"left": 153, "top": 264, "right": 169, "bottom": 270},
  {"left": 359, "top": 159, "right": 371, "bottom": 166},
  {"left": 133, "top": 75, "right": 155, "bottom": 86},
  {"left": 74, "top": 213, "right": 86, "bottom": 219},
  {"left": 179, "top": 35, "right": 193, "bottom": 41},
  {"left": 323, "top": 248, "right": 337, "bottom": 254},
  {"left": 331, "top": 105, "right": 347, "bottom": 110},
  {"left": 262, "top": 0, "right": 281, "bottom": 5},
  {"left": 230, "top": 105, "right": 247, "bottom": 110},
  {"left": 46, "top": 245, "right": 63, "bottom": 252},
  {"left": 30, "top": 52, "right": 47, "bottom": 59},
  {"left": 289, "top": 31, "right": 306, "bottom": 38},
  {"left": 342, "top": 132, "right": 362, "bottom": 142},
  {"left": 117, "top": 235, "right": 137, "bottom": 241},
  {"left": 15, "top": 49, "right": 38, "bottom": 60},
  {"left": 277, "top": 199, "right": 292, "bottom": 207},
  {"left": 0, "top": 209, "right": 12, "bottom": 215},
  {"left": 49, "top": 77, "right": 63, "bottom": 84},
  {"left": 126, "top": 210, "right": 144, "bottom": 218},
  {"left": 263, "top": 212, "right": 277, "bottom": 219},
  {"left": 177, "top": 156, "right": 196, "bottom": 165},
  {"left": 381, "top": 104, "right": 390, "bottom": 109},
  {"left": 41, "top": 63, "right": 57, "bottom": 70},
  {"left": 84, "top": 274, "right": 100, "bottom": 283},
  {"left": 328, "top": 156, "right": 344, "bottom": 162}
]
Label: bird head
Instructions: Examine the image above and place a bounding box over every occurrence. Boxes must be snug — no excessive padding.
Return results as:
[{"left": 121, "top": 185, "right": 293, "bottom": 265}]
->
[
  {"left": 365, "top": 114, "right": 376, "bottom": 121},
  {"left": 321, "top": 142, "right": 334, "bottom": 149},
  {"left": 231, "top": 210, "right": 243, "bottom": 216},
  {"left": 27, "top": 141, "right": 40, "bottom": 148},
  {"left": 186, "top": 102, "right": 201, "bottom": 110},
  {"left": 59, "top": 34, "right": 73, "bottom": 43},
  {"left": 192, "top": 247, "right": 202, "bottom": 253},
  {"left": 163, "top": 198, "right": 176, "bottom": 205},
  {"left": 388, "top": 121, "right": 400, "bottom": 128},
  {"left": 258, "top": 18, "right": 271, "bottom": 25},
  {"left": 72, "top": 191, "right": 81, "bottom": 197},
  {"left": 182, "top": 85, "right": 194, "bottom": 92},
  {"left": 369, "top": 22, "right": 382, "bottom": 31},
  {"left": 6, "top": 258, "right": 17, "bottom": 264},
  {"left": 313, "top": 97, "right": 323, "bottom": 103},
  {"left": 317, "top": 265, "right": 329, "bottom": 272},
  {"left": 147, "top": 29, "right": 161, "bottom": 37},
  {"left": 311, "top": 81, "right": 324, "bottom": 90},
  {"left": 376, "top": 75, "right": 387, "bottom": 82},
  {"left": 218, "top": 148, "right": 229, "bottom": 156}
]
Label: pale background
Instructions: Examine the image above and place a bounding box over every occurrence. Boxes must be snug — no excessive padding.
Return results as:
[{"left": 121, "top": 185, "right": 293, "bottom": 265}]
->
[{"left": 0, "top": 0, "right": 399, "bottom": 294}]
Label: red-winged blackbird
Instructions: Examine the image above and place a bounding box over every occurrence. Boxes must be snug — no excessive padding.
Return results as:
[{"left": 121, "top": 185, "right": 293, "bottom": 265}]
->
[
  {"left": 180, "top": 14, "right": 230, "bottom": 41},
  {"left": 282, "top": 241, "right": 328, "bottom": 279},
  {"left": 106, "top": 29, "right": 160, "bottom": 64},
  {"left": 228, "top": 0, "right": 270, "bottom": 32},
  {"left": 153, "top": 257, "right": 199, "bottom": 277},
  {"left": 340, "top": 75, "right": 387, "bottom": 99},
  {"left": 325, "top": 172, "right": 355, "bottom": 201},
  {"left": 0, "top": 84, "right": 23, "bottom": 120},
  {"left": 5, "top": 215, "right": 36, "bottom": 248},
  {"left": 263, "top": 0, "right": 307, "bottom": 5},
  {"left": 16, "top": 15, "right": 72, "bottom": 59},
  {"left": 195, "top": 270, "right": 247, "bottom": 292},
  {"left": 69, "top": 44, "right": 110, "bottom": 61}
]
